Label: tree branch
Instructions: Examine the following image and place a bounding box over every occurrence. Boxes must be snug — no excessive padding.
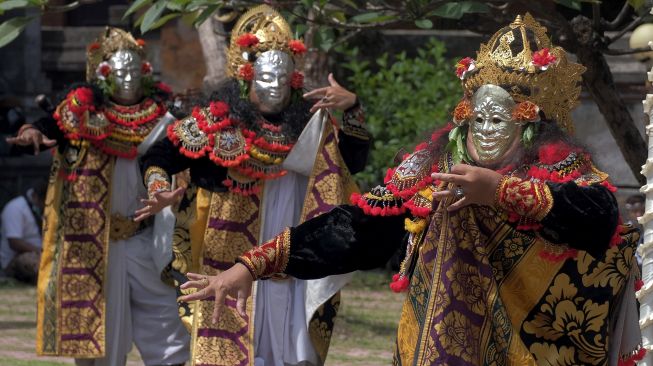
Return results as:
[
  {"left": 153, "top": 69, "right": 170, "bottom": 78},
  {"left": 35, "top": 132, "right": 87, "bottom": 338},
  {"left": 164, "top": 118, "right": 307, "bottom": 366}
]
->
[
  {"left": 606, "top": 14, "right": 645, "bottom": 44},
  {"left": 603, "top": 46, "right": 651, "bottom": 56},
  {"left": 601, "top": 1, "right": 632, "bottom": 31}
]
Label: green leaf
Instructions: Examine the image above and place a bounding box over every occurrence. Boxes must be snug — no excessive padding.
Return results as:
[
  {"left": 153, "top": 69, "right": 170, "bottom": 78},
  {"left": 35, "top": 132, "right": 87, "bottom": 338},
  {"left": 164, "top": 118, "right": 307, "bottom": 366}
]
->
[
  {"left": 140, "top": 1, "right": 166, "bottom": 33},
  {"left": 414, "top": 19, "right": 433, "bottom": 29},
  {"left": 628, "top": 0, "right": 647, "bottom": 10},
  {"left": 555, "top": 0, "right": 582, "bottom": 10},
  {"left": 124, "top": 0, "right": 152, "bottom": 18},
  {"left": 350, "top": 12, "right": 381, "bottom": 23},
  {"left": 0, "top": 0, "right": 29, "bottom": 12},
  {"left": 0, "top": 16, "right": 33, "bottom": 48},
  {"left": 193, "top": 4, "right": 220, "bottom": 26},
  {"left": 430, "top": 1, "right": 489, "bottom": 19},
  {"left": 149, "top": 13, "right": 180, "bottom": 29}
]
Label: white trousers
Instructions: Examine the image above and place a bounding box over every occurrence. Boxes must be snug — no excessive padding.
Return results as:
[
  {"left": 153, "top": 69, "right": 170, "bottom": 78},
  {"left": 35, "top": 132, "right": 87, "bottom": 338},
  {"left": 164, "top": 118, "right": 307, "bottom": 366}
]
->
[{"left": 75, "top": 228, "right": 190, "bottom": 366}]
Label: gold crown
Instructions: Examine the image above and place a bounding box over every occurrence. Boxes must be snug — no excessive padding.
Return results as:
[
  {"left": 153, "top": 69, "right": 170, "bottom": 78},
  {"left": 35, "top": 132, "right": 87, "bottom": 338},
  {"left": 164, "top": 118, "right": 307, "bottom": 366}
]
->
[
  {"left": 86, "top": 27, "right": 146, "bottom": 82},
  {"left": 227, "top": 5, "right": 298, "bottom": 78},
  {"left": 462, "top": 14, "right": 585, "bottom": 133}
]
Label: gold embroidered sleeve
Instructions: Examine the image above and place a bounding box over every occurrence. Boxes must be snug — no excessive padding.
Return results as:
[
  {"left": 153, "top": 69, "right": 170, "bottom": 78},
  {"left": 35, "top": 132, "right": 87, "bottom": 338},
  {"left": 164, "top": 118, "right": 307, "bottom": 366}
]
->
[
  {"left": 144, "top": 166, "right": 171, "bottom": 199},
  {"left": 495, "top": 176, "right": 554, "bottom": 221},
  {"left": 237, "top": 228, "right": 291, "bottom": 279}
]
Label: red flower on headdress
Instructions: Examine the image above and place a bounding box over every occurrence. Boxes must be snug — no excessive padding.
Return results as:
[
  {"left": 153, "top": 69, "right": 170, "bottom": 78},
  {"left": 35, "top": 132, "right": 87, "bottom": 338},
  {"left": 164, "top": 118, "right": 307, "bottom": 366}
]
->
[
  {"left": 455, "top": 57, "right": 475, "bottom": 79},
  {"left": 156, "top": 82, "right": 172, "bottom": 94},
  {"left": 96, "top": 61, "right": 112, "bottom": 80},
  {"left": 290, "top": 71, "right": 304, "bottom": 89},
  {"left": 141, "top": 61, "right": 153, "bottom": 75},
  {"left": 209, "top": 101, "right": 229, "bottom": 118},
  {"left": 237, "top": 33, "right": 259, "bottom": 48},
  {"left": 73, "top": 87, "right": 94, "bottom": 106},
  {"left": 238, "top": 63, "right": 254, "bottom": 81},
  {"left": 532, "top": 48, "right": 557, "bottom": 70},
  {"left": 288, "top": 40, "right": 307, "bottom": 55},
  {"left": 136, "top": 38, "right": 146, "bottom": 47},
  {"left": 512, "top": 101, "right": 540, "bottom": 122},
  {"left": 452, "top": 98, "right": 472, "bottom": 124},
  {"left": 88, "top": 42, "right": 101, "bottom": 51}
]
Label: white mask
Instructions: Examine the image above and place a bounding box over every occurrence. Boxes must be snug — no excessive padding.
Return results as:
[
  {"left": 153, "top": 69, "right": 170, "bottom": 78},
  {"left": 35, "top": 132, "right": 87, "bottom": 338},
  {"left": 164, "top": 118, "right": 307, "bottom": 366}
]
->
[{"left": 108, "top": 49, "right": 143, "bottom": 105}]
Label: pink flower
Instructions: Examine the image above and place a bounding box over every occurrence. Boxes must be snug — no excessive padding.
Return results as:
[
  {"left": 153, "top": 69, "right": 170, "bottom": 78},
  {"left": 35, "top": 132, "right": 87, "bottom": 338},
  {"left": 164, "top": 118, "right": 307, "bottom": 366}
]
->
[
  {"left": 532, "top": 48, "right": 557, "bottom": 70},
  {"left": 237, "top": 33, "right": 259, "bottom": 48},
  {"left": 141, "top": 61, "right": 153, "bottom": 75},
  {"left": 455, "top": 57, "right": 475, "bottom": 79},
  {"left": 238, "top": 63, "right": 254, "bottom": 81},
  {"left": 290, "top": 71, "right": 304, "bottom": 89},
  {"left": 96, "top": 61, "right": 112, "bottom": 80},
  {"left": 288, "top": 40, "right": 307, "bottom": 55}
]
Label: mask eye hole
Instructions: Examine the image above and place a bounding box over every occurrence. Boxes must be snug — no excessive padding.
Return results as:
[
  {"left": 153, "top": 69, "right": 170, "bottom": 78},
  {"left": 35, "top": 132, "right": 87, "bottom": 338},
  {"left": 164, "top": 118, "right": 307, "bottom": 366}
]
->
[
  {"left": 475, "top": 117, "right": 483, "bottom": 123},
  {"left": 492, "top": 118, "right": 502, "bottom": 123}
]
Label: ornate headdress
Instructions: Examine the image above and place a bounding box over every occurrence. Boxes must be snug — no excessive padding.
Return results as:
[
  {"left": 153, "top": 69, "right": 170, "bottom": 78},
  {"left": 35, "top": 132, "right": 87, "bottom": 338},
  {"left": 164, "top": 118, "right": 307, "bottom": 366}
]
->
[
  {"left": 227, "top": 5, "right": 306, "bottom": 80},
  {"left": 456, "top": 14, "right": 585, "bottom": 133},
  {"left": 86, "top": 27, "right": 147, "bottom": 83}
]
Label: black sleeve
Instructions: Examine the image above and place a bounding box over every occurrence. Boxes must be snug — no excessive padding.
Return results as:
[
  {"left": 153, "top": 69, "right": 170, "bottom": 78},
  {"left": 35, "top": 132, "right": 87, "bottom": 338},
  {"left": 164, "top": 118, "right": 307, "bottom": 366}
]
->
[
  {"left": 285, "top": 205, "right": 406, "bottom": 279},
  {"left": 540, "top": 182, "right": 618, "bottom": 258},
  {"left": 337, "top": 132, "right": 371, "bottom": 174},
  {"left": 139, "top": 137, "right": 194, "bottom": 180}
]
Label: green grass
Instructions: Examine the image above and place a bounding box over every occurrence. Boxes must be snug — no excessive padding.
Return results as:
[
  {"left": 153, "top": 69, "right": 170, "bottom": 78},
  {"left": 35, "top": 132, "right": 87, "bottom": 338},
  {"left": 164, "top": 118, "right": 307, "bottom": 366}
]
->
[{"left": 0, "top": 271, "right": 403, "bottom": 366}]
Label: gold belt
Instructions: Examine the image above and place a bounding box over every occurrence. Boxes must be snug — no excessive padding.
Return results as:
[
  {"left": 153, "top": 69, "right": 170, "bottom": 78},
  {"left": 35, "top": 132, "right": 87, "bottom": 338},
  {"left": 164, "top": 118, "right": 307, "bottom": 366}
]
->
[{"left": 109, "top": 213, "right": 153, "bottom": 242}]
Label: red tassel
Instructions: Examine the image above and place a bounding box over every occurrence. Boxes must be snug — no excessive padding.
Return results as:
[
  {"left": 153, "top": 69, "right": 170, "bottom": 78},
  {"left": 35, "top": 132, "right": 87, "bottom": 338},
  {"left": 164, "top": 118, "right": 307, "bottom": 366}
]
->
[
  {"left": 618, "top": 348, "right": 647, "bottom": 366},
  {"left": 601, "top": 180, "right": 618, "bottom": 193},
  {"left": 389, "top": 273, "right": 410, "bottom": 293},
  {"left": 635, "top": 279, "right": 644, "bottom": 292}
]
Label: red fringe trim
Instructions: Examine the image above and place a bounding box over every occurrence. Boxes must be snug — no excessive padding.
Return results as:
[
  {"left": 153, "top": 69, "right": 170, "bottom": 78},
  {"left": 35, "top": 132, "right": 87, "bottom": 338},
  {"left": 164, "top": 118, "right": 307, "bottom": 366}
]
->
[
  {"left": 635, "top": 279, "right": 644, "bottom": 292},
  {"left": 222, "top": 179, "right": 260, "bottom": 196},
  {"left": 618, "top": 348, "right": 646, "bottom": 366},
  {"left": 404, "top": 199, "right": 431, "bottom": 218},
  {"left": 538, "top": 248, "right": 578, "bottom": 262},
  {"left": 195, "top": 106, "right": 232, "bottom": 134},
  {"left": 389, "top": 273, "right": 410, "bottom": 293},
  {"left": 601, "top": 180, "right": 618, "bottom": 192},
  {"left": 167, "top": 123, "right": 209, "bottom": 159},
  {"left": 252, "top": 136, "right": 293, "bottom": 153},
  {"left": 350, "top": 192, "right": 406, "bottom": 217}
]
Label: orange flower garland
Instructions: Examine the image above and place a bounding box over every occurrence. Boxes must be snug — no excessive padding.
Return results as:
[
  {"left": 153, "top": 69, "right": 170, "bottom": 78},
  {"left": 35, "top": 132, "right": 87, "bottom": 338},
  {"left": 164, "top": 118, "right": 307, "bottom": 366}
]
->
[
  {"left": 512, "top": 101, "right": 540, "bottom": 122},
  {"left": 452, "top": 99, "right": 473, "bottom": 124}
]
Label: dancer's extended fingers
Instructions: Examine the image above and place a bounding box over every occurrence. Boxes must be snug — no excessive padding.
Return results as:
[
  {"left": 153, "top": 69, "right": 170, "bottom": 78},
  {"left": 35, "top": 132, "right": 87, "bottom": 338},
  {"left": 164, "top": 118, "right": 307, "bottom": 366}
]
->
[
  {"left": 328, "top": 73, "right": 341, "bottom": 87},
  {"left": 431, "top": 172, "right": 466, "bottom": 185},
  {"left": 303, "top": 87, "right": 329, "bottom": 100},
  {"left": 179, "top": 286, "right": 209, "bottom": 302},
  {"left": 236, "top": 289, "right": 248, "bottom": 317},
  {"left": 179, "top": 279, "right": 205, "bottom": 290},
  {"left": 186, "top": 272, "right": 205, "bottom": 281},
  {"left": 172, "top": 186, "right": 185, "bottom": 197},
  {"left": 447, "top": 196, "right": 470, "bottom": 212},
  {"left": 32, "top": 135, "right": 40, "bottom": 155},
  {"left": 42, "top": 137, "right": 57, "bottom": 147},
  {"left": 212, "top": 288, "right": 227, "bottom": 324},
  {"left": 432, "top": 190, "right": 453, "bottom": 201},
  {"left": 133, "top": 211, "right": 152, "bottom": 222}
]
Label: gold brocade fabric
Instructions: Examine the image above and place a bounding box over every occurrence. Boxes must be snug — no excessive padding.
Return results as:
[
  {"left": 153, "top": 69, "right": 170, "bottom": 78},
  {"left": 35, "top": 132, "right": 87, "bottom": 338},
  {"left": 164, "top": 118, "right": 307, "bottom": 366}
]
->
[
  {"left": 36, "top": 145, "right": 114, "bottom": 357},
  {"left": 170, "top": 123, "right": 357, "bottom": 366},
  {"left": 392, "top": 154, "right": 638, "bottom": 366}
]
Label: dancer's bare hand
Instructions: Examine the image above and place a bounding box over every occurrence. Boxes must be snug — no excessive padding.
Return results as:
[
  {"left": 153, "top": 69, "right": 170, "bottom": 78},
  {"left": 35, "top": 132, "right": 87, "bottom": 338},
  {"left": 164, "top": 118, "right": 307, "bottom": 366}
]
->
[
  {"left": 133, "top": 187, "right": 185, "bottom": 222},
  {"left": 179, "top": 264, "right": 254, "bottom": 324},
  {"left": 431, "top": 164, "right": 502, "bottom": 211},
  {"left": 6, "top": 127, "right": 56, "bottom": 155},
  {"left": 304, "top": 73, "right": 357, "bottom": 113}
]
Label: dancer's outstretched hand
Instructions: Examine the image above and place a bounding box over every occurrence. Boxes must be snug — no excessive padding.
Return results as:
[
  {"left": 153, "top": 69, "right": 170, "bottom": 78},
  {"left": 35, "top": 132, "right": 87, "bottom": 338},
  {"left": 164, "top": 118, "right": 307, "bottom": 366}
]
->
[
  {"left": 134, "top": 187, "right": 185, "bottom": 222},
  {"left": 6, "top": 127, "right": 57, "bottom": 155},
  {"left": 179, "top": 264, "right": 254, "bottom": 324},
  {"left": 304, "top": 73, "right": 357, "bottom": 113}
]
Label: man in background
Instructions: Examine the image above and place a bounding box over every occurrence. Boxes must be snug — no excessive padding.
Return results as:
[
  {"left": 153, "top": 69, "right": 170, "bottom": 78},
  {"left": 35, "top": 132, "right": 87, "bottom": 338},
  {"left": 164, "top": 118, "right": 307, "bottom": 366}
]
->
[{"left": 0, "top": 180, "right": 47, "bottom": 283}]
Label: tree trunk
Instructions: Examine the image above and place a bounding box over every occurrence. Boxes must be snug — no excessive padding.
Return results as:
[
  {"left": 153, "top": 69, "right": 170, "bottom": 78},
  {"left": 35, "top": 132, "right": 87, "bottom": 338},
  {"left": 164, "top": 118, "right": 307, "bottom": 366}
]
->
[
  {"left": 302, "top": 9, "right": 331, "bottom": 90},
  {"left": 197, "top": 16, "right": 228, "bottom": 93},
  {"left": 570, "top": 16, "right": 647, "bottom": 186}
]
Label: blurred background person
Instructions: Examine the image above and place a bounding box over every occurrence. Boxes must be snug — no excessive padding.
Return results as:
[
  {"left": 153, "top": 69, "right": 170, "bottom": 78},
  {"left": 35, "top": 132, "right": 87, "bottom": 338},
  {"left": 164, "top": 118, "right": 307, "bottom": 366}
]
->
[{"left": 0, "top": 180, "right": 47, "bottom": 284}]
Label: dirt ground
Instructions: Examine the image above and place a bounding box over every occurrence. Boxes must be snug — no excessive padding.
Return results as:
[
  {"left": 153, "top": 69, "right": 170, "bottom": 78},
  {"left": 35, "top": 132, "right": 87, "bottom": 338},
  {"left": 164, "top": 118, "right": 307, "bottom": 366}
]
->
[{"left": 0, "top": 271, "right": 402, "bottom": 366}]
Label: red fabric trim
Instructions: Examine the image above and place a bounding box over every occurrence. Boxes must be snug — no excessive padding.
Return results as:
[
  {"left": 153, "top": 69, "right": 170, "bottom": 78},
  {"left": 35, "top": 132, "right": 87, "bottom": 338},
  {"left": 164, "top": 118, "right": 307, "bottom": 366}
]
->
[
  {"left": 350, "top": 192, "right": 406, "bottom": 217},
  {"left": 618, "top": 348, "right": 647, "bottom": 366},
  {"left": 538, "top": 248, "right": 578, "bottom": 262}
]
